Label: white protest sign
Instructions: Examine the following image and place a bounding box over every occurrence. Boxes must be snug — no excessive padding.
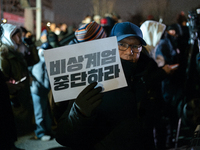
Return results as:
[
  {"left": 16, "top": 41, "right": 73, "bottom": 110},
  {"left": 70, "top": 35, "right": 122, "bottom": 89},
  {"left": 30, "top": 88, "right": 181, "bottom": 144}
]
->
[{"left": 44, "top": 36, "right": 127, "bottom": 102}]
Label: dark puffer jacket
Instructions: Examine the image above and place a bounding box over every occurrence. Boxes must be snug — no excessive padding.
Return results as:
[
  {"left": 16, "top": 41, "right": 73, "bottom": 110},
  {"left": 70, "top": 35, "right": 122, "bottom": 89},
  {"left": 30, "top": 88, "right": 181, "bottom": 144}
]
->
[{"left": 56, "top": 52, "right": 167, "bottom": 150}]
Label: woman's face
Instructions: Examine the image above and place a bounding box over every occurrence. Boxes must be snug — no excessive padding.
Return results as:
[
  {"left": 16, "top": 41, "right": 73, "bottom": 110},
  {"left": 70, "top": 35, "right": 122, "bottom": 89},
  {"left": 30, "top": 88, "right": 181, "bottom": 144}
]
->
[
  {"left": 118, "top": 37, "right": 141, "bottom": 63},
  {"left": 12, "top": 31, "right": 22, "bottom": 45}
]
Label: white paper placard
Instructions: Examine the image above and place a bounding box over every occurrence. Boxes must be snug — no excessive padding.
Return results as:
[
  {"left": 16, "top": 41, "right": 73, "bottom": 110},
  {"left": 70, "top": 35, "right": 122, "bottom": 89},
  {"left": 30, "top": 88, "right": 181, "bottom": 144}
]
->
[{"left": 44, "top": 36, "right": 127, "bottom": 102}]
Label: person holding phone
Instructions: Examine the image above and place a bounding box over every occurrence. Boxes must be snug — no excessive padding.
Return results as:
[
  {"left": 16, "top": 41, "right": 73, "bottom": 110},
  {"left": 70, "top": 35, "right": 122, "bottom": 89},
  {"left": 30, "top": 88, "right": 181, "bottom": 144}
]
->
[{"left": 0, "top": 23, "right": 34, "bottom": 136}]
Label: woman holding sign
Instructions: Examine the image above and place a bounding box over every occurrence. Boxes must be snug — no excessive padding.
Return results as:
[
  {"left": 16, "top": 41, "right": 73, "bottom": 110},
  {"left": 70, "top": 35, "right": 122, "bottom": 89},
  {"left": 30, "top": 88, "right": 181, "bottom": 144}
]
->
[{"left": 56, "top": 22, "right": 176, "bottom": 149}]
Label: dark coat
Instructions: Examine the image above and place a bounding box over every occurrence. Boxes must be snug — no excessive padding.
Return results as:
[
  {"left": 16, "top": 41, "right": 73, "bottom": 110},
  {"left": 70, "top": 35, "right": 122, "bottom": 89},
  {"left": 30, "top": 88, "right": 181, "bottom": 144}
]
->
[
  {"left": 155, "top": 34, "right": 180, "bottom": 104},
  {"left": 56, "top": 52, "right": 167, "bottom": 150},
  {"left": 155, "top": 37, "right": 177, "bottom": 65},
  {"left": 0, "top": 70, "right": 17, "bottom": 149}
]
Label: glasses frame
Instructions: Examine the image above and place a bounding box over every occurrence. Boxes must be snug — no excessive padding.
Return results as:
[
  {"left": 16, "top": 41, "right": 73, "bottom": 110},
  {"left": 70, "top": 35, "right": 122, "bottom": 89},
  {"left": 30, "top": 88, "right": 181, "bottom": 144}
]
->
[{"left": 118, "top": 42, "right": 142, "bottom": 52}]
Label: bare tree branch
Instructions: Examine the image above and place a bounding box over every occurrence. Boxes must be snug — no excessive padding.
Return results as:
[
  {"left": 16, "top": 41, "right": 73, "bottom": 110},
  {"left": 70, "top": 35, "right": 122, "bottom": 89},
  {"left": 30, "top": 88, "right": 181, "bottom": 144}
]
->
[{"left": 91, "top": 0, "right": 116, "bottom": 17}]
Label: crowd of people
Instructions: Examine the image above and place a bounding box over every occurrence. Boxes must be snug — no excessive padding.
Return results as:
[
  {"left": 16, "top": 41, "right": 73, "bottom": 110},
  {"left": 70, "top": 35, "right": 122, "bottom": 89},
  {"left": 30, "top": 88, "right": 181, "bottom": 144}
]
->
[{"left": 0, "top": 10, "right": 200, "bottom": 150}]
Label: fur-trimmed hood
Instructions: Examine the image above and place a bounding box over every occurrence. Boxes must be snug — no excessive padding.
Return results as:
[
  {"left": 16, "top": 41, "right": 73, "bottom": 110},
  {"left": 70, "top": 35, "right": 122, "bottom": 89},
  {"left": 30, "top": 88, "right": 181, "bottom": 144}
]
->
[
  {"left": 1, "top": 23, "right": 17, "bottom": 49},
  {"left": 0, "top": 23, "right": 27, "bottom": 59}
]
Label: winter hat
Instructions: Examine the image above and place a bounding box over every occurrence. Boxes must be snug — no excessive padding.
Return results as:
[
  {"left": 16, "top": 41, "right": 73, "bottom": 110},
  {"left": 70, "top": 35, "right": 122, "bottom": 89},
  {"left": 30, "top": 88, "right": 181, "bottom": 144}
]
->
[
  {"left": 100, "top": 17, "right": 115, "bottom": 27},
  {"left": 100, "top": 18, "right": 108, "bottom": 26},
  {"left": 110, "top": 22, "right": 146, "bottom": 45},
  {"left": 167, "top": 23, "right": 182, "bottom": 36},
  {"left": 75, "top": 21, "right": 106, "bottom": 42}
]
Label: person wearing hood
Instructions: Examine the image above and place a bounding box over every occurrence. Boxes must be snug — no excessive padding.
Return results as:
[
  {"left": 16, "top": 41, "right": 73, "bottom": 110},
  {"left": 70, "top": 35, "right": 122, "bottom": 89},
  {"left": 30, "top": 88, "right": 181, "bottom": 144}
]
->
[
  {"left": 155, "top": 23, "right": 183, "bottom": 148},
  {"left": 55, "top": 22, "right": 175, "bottom": 149},
  {"left": 20, "top": 26, "right": 39, "bottom": 68},
  {"left": 0, "top": 23, "right": 34, "bottom": 135},
  {"left": 140, "top": 20, "right": 166, "bottom": 67},
  {"left": 0, "top": 24, "right": 24, "bottom": 150}
]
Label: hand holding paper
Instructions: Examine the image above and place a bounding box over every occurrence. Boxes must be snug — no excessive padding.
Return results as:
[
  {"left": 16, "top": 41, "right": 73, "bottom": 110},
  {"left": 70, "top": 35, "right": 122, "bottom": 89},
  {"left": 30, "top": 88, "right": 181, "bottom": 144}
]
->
[
  {"left": 74, "top": 82, "right": 103, "bottom": 117},
  {"left": 44, "top": 37, "right": 127, "bottom": 102},
  {"left": 162, "top": 64, "right": 179, "bottom": 74}
]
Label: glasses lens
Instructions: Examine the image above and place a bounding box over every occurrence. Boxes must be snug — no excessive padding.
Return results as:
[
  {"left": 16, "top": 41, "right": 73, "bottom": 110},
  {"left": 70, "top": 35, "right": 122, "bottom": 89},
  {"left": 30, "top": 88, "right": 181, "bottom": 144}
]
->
[
  {"left": 118, "top": 43, "right": 129, "bottom": 51},
  {"left": 131, "top": 45, "right": 142, "bottom": 52}
]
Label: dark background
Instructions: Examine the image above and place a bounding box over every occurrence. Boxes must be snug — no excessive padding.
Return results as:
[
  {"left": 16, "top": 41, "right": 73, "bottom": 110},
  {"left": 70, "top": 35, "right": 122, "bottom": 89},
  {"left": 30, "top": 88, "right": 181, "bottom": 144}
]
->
[{"left": 52, "top": 0, "right": 200, "bottom": 27}]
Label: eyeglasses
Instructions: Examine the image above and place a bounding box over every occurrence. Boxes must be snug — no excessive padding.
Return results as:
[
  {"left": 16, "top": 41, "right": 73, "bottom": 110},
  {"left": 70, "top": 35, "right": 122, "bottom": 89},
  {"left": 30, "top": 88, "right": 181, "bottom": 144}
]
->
[{"left": 118, "top": 42, "right": 142, "bottom": 52}]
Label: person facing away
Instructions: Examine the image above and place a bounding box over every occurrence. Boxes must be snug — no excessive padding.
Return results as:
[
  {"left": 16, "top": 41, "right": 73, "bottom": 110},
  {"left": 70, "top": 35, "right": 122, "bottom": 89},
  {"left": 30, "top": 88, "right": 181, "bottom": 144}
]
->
[
  {"left": 176, "top": 11, "right": 190, "bottom": 60},
  {"left": 47, "top": 31, "right": 60, "bottom": 48},
  {"left": 20, "top": 26, "right": 39, "bottom": 68},
  {"left": 55, "top": 22, "right": 176, "bottom": 150}
]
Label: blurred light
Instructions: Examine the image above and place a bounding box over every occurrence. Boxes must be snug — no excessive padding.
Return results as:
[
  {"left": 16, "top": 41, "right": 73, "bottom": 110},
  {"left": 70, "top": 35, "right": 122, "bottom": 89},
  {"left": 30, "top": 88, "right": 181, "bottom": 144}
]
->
[
  {"left": 47, "top": 22, "right": 51, "bottom": 27},
  {"left": 2, "top": 18, "right": 7, "bottom": 23},
  {"left": 159, "top": 18, "right": 163, "bottom": 23},
  {"left": 197, "top": 8, "right": 200, "bottom": 14}
]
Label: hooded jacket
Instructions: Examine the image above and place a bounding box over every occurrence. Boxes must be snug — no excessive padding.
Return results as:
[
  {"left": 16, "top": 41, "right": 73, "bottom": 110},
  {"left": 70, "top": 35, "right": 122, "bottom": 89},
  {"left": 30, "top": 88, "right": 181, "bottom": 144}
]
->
[
  {"left": 0, "top": 23, "right": 28, "bottom": 81},
  {"left": 0, "top": 70, "right": 17, "bottom": 149},
  {"left": 140, "top": 20, "right": 166, "bottom": 67},
  {"left": 0, "top": 24, "right": 34, "bottom": 134},
  {"left": 1, "top": 23, "right": 17, "bottom": 49}
]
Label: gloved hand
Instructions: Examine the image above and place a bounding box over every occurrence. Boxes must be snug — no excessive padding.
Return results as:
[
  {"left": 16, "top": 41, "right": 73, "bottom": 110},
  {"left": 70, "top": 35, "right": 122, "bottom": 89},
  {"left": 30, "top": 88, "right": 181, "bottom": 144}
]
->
[{"left": 74, "top": 82, "right": 103, "bottom": 117}]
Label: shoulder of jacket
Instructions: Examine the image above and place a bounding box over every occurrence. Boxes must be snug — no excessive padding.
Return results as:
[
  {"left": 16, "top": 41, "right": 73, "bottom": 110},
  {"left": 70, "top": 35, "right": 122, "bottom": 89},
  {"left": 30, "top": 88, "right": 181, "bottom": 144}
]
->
[
  {"left": 0, "top": 44, "right": 9, "bottom": 58},
  {"left": 0, "top": 45, "right": 16, "bottom": 59}
]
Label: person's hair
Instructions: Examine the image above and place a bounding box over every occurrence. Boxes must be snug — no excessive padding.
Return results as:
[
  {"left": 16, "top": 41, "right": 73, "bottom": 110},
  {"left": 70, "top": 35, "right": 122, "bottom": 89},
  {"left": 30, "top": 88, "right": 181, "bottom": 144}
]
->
[
  {"left": 20, "top": 26, "right": 28, "bottom": 34},
  {"left": 176, "top": 13, "right": 187, "bottom": 25},
  {"left": 167, "top": 23, "right": 182, "bottom": 36},
  {"left": 12, "top": 29, "right": 21, "bottom": 37}
]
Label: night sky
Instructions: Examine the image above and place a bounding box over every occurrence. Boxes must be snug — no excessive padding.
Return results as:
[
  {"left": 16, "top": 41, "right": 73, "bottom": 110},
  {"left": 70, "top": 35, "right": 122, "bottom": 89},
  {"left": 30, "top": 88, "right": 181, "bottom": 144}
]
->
[{"left": 52, "top": 0, "right": 200, "bottom": 27}]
